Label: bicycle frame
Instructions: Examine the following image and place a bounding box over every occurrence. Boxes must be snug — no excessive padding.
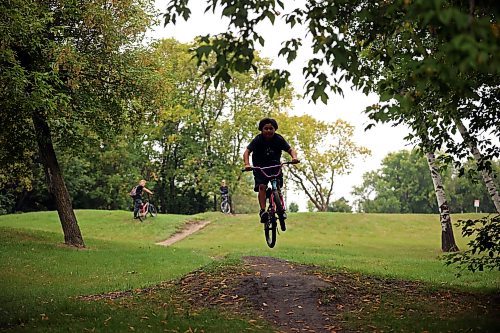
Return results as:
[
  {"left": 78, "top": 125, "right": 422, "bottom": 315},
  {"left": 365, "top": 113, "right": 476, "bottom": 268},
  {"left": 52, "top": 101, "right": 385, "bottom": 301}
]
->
[
  {"left": 250, "top": 163, "right": 290, "bottom": 212},
  {"left": 139, "top": 201, "right": 150, "bottom": 216},
  {"left": 135, "top": 193, "right": 158, "bottom": 221},
  {"left": 220, "top": 194, "right": 231, "bottom": 214}
]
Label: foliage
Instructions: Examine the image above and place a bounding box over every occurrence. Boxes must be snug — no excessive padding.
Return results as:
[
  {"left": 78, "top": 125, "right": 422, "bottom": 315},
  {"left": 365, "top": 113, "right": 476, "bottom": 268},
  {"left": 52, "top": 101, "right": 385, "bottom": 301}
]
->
[
  {"left": 306, "top": 200, "right": 316, "bottom": 213},
  {"left": 163, "top": 0, "right": 500, "bottom": 222},
  {"left": 277, "top": 115, "right": 370, "bottom": 211},
  {"left": 445, "top": 160, "right": 500, "bottom": 213},
  {"left": 0, "top": 0, "right": 155, "bottom": 185},
  {"left": 353, "top": 150, "right": 438, "bottom": 213},
  {"left": 137, "top": 39, "right": 293, "bottom": 214},
  {"left": 353, "top": 150, "right": 499, "bottom": 214},
  {"left": 60, "top": 132, "right": 148, "bottom": 211},
  {"left": 328, "top": 197, "right": 352, "bottom": 213},
  {"left": 164, "top": 0, "right": 499, "bottom": 168},
  {"left": 0, "top": 35, "right": 293, "bottom": 215},
  {"left": 288, "top": 202, "right": 299, "bottom": 213},
  {"left": 444, "top": 215, "right": 500, "bottom": 273}
]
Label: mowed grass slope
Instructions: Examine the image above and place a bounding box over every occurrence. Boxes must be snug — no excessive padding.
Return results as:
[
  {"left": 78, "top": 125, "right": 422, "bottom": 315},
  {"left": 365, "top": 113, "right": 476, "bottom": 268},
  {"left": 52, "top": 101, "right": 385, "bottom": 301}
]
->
[
  {"left": 0, "top": 210, "right": 498, "bottom": 332},
  {"left": 0, "top": 211, "right": 219, "bottom": 332},
  {"left": 176, "top": 212, "right": 500, "bottom": 291}
]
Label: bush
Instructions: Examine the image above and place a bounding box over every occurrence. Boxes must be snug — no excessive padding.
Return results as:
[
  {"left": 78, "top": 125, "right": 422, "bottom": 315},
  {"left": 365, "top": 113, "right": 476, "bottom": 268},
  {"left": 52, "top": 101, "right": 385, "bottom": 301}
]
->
[
  {"left": 443, "top": 215, "right": 500, "bottom": 274},
  {"left": 289, "top": 202, "right": 299, "bottom": 212}
]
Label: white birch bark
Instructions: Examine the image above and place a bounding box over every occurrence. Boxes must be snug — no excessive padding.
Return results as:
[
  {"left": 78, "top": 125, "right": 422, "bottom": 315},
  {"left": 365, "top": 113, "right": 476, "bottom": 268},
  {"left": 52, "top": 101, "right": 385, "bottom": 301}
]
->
[
  {"left": 426, "top": 152, "right": 459, "bottom": 252},
  {"left": 454, "top": 119, "right": 500, "bottom": 213}
]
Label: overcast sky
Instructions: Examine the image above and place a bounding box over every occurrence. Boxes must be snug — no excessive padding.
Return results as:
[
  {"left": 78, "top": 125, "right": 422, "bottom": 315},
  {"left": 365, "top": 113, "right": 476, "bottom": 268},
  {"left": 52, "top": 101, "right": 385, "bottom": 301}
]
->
[{"left": 148, "top": 1, "right": 413, "bottom": 211}]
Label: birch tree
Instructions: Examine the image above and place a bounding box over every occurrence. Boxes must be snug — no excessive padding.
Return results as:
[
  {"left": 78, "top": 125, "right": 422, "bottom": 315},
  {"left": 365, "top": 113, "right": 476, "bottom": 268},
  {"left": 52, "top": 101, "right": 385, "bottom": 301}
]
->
[
  {"left": 426, "top": 152, "right": 459, "bottom": 252},
  {"left": 454, "top": 119, "right": 500, "bottom": 213}
]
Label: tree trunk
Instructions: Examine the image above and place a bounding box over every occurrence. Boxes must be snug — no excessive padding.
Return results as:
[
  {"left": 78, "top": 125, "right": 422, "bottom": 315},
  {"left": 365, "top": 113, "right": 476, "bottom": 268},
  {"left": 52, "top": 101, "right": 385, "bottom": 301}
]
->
[
  {"left": 454, "top": 119, "right": 500, "bottom": 213},
  {"left": 159, "top": 156, "right": 168, "bottom": 214},
  {"left": 32, "top": 111, "right": 85, "bottom": 247},
  {"left": 426, "top": 152, "right": 459, "bottom": 252}
]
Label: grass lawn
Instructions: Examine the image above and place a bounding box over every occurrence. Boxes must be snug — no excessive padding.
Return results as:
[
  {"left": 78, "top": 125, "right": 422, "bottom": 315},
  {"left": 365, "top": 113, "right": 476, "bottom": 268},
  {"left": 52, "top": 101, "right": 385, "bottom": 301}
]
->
[{"left": 0, "top": 210, "right": 498, "bottom": 332}]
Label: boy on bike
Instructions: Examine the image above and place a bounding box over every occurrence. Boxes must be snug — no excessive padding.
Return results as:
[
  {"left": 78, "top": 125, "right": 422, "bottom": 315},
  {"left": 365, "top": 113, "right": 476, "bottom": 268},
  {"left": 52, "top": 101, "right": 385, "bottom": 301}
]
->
[
  {"left": 219, "top": 180, "right": 231, "bottom": 213},
  {"left": 243, "top": 118, "right": 299, "bottom": 229},
  {"left": 131, "top": 179, "right": 154, "bottom": 219},
  {"left": 220, "top": 180, "right": 229, "bottom": 197}
]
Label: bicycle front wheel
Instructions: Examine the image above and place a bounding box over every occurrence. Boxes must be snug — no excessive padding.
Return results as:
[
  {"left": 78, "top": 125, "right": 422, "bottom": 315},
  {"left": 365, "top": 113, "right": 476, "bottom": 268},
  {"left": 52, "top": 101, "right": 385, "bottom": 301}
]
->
[
  {"left": 137, "top": 212, "right": 145, "bottom": 222},
  {"left": 148, "top": 204, "right": 157, "bottom": 217},
  {"left": 221, "top": 201, "right": 231, "bottom": 214},
  {"left": 264, "top": 212, "right": 277, "bottom": 248}
]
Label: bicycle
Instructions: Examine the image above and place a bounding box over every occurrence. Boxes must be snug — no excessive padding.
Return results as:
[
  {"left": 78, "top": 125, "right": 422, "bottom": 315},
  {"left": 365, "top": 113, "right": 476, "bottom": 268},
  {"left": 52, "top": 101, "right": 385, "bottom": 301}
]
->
[
  {"left": 242, "top": 161, "right": 298, "bottom": 248},
  {"left": 136, "top": 196, "right": 157, "bottom": 222},
  {"left": 220, "top": 193, "right": 231, "bottom": 214}
]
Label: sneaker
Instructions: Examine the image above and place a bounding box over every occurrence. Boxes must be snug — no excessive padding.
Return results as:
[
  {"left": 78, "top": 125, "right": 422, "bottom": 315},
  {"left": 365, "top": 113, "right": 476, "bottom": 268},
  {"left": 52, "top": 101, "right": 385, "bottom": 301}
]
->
[
  {"left": 259, "top": 210, "right": 268, "bottom": 223},
  {"left": 279, "top": 219, "right": 286, "bottom": 232}
]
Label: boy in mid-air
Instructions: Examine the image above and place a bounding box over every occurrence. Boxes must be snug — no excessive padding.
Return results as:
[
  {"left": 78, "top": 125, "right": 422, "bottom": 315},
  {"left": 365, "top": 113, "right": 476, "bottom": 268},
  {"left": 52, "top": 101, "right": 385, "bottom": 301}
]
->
[{"left": 243, "top": 118, "right": 299, "bottom": 230}]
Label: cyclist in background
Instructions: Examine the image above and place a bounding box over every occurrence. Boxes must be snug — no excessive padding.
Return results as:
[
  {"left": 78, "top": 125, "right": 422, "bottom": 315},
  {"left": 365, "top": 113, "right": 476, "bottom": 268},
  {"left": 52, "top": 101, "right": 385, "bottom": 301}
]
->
[
  {"left": 220, "top": 179, "right": 231, "bottom": 213},
  {"left": 220, "top": 179, "right": 229, "bottom": 197},
  {"left": 243, "top": 118, "right": 299, "bottom": 223},
  {"left": 131, "top": 179, "right": 154, "bottom": 219}
]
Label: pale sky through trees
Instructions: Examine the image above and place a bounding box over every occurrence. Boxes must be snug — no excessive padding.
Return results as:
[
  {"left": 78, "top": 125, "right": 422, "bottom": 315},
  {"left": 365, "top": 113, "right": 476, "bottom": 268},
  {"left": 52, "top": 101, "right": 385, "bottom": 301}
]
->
[{"left": 148, "top": 0, "right": 411, "bottom": 211}]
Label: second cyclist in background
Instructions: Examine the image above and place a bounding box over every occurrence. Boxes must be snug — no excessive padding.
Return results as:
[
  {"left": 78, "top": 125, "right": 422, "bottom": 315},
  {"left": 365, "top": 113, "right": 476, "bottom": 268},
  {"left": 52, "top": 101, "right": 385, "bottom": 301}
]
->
[
  {"left": 220, "top": 179, "right": 231, "bottom": 214},
  {"left": 243, "top": 118, "right": 299, "bottom": 227},
  {"left": 130, "top": 179, "right": 154, "bottom": 219}
]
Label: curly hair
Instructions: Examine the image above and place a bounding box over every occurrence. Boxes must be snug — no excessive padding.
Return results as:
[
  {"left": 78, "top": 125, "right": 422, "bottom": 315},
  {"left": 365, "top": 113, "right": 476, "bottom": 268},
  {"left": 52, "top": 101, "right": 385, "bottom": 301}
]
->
[{"left": 258, "top": 118, "right": 278, "bottom": 131}]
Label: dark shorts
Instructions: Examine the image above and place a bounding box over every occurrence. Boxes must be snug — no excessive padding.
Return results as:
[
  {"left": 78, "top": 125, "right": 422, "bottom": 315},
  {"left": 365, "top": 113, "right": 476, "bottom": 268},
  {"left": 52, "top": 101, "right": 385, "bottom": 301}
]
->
[
  {"left": 133, "top": 197, "right": 143, "bottom": 212},
  {"left": 253, "top": 169, "right": 283, "bottom": 192}
]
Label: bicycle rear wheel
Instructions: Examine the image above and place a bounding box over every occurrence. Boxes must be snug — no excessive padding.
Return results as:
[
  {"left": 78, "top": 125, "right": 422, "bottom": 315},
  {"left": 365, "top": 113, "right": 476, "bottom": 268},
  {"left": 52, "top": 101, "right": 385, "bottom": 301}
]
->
[
  {"left": 148, "top": 204, "right": 157, "bottom": 217},
  {"left": 264, "top": 212, "right": 277, "bottom": 248},
  {"left": 220, "top": 201, "right": 230, "bottom": 214}
]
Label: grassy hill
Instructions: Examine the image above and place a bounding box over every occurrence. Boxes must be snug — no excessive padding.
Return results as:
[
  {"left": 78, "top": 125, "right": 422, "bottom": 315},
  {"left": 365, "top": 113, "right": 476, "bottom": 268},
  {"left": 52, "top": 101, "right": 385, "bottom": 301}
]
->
[{"left": 0, "top": 210, "right": 498, "bottom": 332}]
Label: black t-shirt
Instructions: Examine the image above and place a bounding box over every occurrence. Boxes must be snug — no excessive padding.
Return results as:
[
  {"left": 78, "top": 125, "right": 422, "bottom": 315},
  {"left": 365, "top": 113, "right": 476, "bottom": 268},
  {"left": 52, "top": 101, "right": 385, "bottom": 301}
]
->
[
  {"left": 247, "top": 133, "right": 291, "bottom": 167},
  {"left": 133, "top": 185, "right": 144, "bottom": 199},
  {"left": 220, "top": 185, "right": 229, "bottom": 195}
]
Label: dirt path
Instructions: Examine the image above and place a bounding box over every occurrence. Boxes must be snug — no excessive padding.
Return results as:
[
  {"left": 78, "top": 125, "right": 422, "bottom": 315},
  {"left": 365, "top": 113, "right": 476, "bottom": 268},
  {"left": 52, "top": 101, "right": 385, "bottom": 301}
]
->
[
  {"left": 79, "top": 250, "right": 499, "bottom": 332},
  {"left": 152, "top": 220, "right": 342, "bottom": 331},
  {"left": 155, "top": 220, "right": 211, "bottom": 246},
  {"left": 238, "top": 256, "right": 334, "bottom": 332}
]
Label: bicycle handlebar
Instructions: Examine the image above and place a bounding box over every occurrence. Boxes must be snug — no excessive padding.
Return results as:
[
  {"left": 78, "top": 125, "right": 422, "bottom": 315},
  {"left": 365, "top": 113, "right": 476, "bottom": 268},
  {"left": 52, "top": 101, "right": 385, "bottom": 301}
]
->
[{"left": 241, "top": 161, "right": 300, "bottom": 178}]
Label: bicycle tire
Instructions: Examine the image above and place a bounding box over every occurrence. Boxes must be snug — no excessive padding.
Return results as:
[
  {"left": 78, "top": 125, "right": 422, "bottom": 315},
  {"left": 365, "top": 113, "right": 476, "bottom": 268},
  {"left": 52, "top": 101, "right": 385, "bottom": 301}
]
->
[
  {"left": 148, "top": 204, "right": 157, "bottom": 217},
  {"left": 264, "top": 212, "right": 277, "bottom": 248},
  {"left": 137, "top": 213, "right": 145, "bottom": 222},
  {"left": 220, "top": 201, "right": 231, "bottom": 214}
]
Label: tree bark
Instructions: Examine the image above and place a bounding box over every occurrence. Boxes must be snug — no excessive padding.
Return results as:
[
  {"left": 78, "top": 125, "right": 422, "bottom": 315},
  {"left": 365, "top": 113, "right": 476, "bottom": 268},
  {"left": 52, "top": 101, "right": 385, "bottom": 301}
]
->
[
  {"left": 454, "top": 119, "right": 500, "bottom": 213},
  {"left": 426, "top": 152, "right": 459, "bottom": 252},
  {"left": 159, "top": 155, "right": 168, "bottom": 214},
  {"left": 287, "top": 166, "right": 324, "bottom": 211},
  {"left": 32, "top": 110, "right": 85, "bottom": 247}
]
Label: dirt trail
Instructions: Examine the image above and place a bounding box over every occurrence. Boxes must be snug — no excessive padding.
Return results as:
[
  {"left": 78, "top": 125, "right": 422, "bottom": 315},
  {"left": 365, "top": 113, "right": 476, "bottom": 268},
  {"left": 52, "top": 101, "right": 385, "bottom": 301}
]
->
[
  {"left": 155, "top": 220, "right": 211, "bottom": 246},
  {"left": 239, "top": 256, "right": 334, "bottom": 332},
  {"left": 79, "top": 220, "right": 499, "bottom": 332},
  {"left": 153, "top": 220, "right": 338, "bottom": 330}
]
